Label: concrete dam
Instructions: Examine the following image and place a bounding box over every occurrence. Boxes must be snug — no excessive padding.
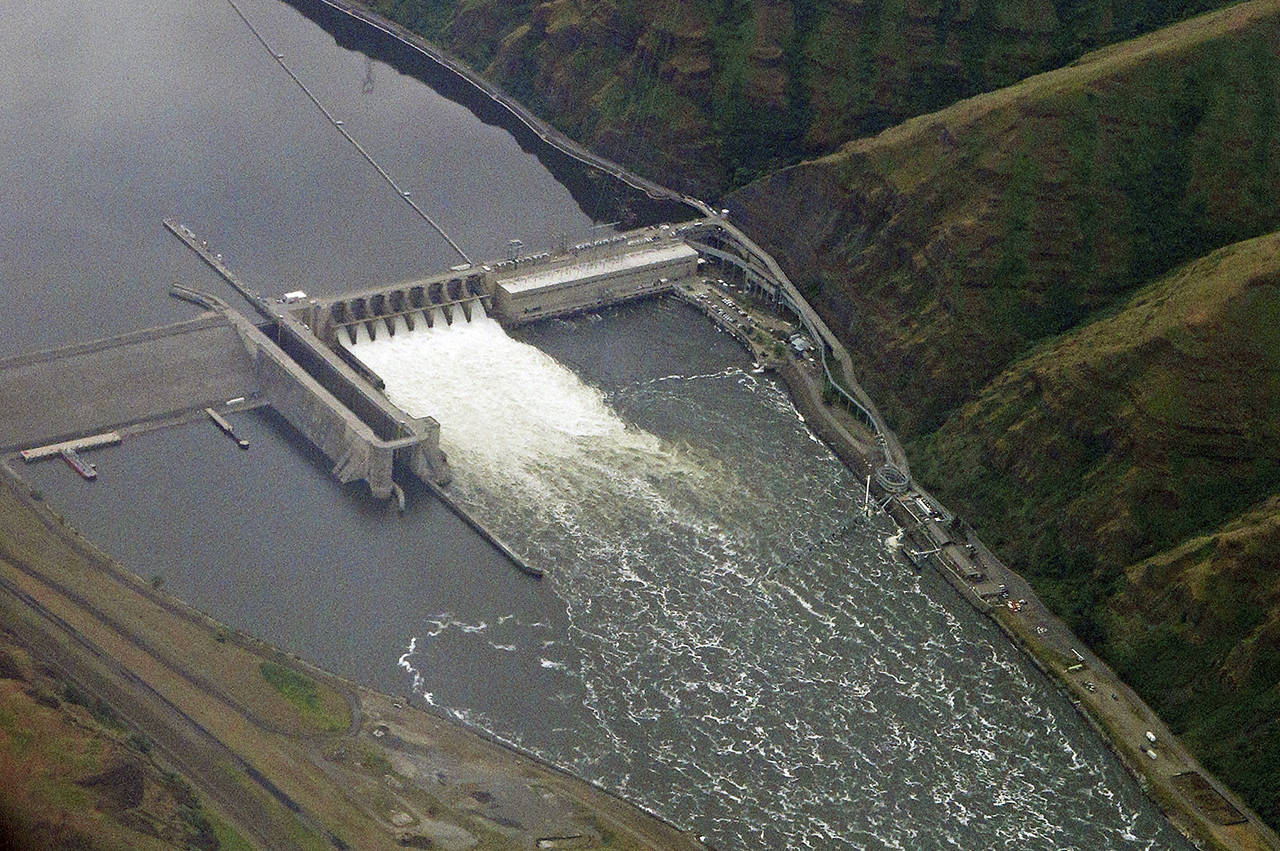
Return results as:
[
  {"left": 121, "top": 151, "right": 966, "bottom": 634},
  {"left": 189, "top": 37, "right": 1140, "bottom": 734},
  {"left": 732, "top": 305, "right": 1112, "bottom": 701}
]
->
[
  {"left": 2, "top": 220, "right": 703, "bottom": 546},
  {"left": 297, "top": 226, "right": 700, "bottom": 347},
  {"left": 155, "top": 220, "right": 697, "bottom": 498}
]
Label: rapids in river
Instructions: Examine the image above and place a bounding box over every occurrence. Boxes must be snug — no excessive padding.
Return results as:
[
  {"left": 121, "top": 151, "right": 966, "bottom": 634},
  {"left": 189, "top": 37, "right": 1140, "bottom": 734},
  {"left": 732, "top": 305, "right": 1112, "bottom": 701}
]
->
[{"left": 346, "top": 302, "right": 1190, "bottom": 850}]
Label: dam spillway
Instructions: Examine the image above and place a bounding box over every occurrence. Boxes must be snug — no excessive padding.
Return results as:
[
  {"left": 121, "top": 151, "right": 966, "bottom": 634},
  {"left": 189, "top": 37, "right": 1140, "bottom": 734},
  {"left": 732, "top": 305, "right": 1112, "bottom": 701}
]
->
[
  {"left": 297, "top": 224, "right": 701, "bottom": 348},
  {"left": 159, "top": 217, "right": 702, "bottom": 510},
  {"left": 344, "top": 305, "right": 669, "bottom": 501}
]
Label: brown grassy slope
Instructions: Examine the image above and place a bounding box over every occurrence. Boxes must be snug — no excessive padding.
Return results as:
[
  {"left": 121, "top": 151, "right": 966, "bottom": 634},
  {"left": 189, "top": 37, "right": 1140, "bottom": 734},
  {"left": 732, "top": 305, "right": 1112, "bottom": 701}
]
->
[
  {"left": 0, "top": 638, "right": 221, "bottom": 851},
  {"left": 730, "top": 0, "right": 1280, "bottom": 437},
  {"left": 1107, "top": 497, "right": 1280, "bottom": 825},
  {"left": 912, "top": 231, "right": 1280, "bottom": 569},
  {"left": 909, "top": 230, "right": 1280, "bottom": 825}
]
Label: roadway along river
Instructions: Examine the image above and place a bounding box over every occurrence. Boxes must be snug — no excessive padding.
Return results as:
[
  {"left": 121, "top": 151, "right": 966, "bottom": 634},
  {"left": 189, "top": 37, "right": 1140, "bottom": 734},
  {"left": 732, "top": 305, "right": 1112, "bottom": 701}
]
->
[{"left": 7, "top": 0, "right": 1193, "bottom": 848}]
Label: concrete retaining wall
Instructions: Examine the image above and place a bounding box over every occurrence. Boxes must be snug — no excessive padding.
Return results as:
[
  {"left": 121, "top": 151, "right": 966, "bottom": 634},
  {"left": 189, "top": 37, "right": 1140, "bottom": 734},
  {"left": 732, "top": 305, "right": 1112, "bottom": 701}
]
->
[
  {"left": 227, "top": 314, "right": 447, "bottom": 499},
  {"left": 250, "top": 335, "right": 393, "bottom": 495}
]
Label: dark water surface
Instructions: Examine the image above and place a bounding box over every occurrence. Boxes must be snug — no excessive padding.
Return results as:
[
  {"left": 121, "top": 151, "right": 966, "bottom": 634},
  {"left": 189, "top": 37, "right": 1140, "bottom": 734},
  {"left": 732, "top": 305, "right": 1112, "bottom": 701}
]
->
[
  {"left": 0, "top": 0, "right": 672, "bottom": 358},
  {"left": 7, "top": 0, "right": 1193, "bottom": 848},
  {"left": 29, "top": 300, "right": 1192, "bottom": 850}
]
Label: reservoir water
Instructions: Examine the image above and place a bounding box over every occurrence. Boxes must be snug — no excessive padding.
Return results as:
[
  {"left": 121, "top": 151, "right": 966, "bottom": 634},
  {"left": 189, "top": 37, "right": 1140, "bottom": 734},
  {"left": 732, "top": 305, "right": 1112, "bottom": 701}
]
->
[
  {"left": 6, "top": 0, "right": 1193, "bottom": 848},
  {"left": 0, "top": 0, "right": 677, "bottom": 358}
]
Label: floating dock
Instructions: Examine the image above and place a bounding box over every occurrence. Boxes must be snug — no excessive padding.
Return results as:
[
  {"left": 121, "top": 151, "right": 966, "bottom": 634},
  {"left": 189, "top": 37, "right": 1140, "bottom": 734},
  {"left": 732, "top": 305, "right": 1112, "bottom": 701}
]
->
[
  {"left": 21, "top": 431, "right": 122, "bottom": 462},
  {"left": 19, "top": 431, "right": 121, "bottom": 482},
  {"left": 205, "top": 407, "right": 250, "bottom": 449},
  {"left": 59, "top": 448, "right": 97, "bottom": 480}
]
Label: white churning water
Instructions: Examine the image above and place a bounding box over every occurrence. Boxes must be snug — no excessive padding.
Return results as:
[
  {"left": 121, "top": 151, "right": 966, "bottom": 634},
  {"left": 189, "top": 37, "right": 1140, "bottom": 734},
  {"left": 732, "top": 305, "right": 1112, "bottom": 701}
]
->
[
  {"left": 347, "top": 306, "right": 1189, "bottom": 851},
  {"left": 346, "top": 306, "right": 681, "bottom": 508}
]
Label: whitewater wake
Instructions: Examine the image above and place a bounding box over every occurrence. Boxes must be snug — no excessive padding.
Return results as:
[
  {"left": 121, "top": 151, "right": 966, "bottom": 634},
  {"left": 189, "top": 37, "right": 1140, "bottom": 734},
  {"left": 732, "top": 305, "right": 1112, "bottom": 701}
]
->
[{"left": 347, "top": 307, "right": 1189, "bottom": 851}]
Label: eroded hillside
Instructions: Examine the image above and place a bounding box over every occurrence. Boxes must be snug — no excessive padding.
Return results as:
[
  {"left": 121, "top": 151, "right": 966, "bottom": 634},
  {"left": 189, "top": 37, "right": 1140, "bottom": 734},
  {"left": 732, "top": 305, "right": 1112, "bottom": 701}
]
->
[
  {"left": 731, "top": 0, "right": 1280, "bottom": 436},
  {"left": 909, "top": 233, "right": 1280, "bottom": 823}
]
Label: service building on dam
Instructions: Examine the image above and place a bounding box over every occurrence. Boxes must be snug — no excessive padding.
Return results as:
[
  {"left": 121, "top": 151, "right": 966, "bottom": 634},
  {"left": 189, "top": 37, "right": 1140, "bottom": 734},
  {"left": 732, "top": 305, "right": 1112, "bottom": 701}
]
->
[{"left": 303, "top": 226, "right": 702, "bottom": 348}]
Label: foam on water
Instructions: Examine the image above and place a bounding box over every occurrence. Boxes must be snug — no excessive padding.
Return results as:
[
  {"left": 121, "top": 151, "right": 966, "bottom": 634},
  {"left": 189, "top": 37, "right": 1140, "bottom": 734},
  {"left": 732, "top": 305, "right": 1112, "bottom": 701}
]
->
[{"left": 350, "top": 312, "right": 1190, "bottom": 850}]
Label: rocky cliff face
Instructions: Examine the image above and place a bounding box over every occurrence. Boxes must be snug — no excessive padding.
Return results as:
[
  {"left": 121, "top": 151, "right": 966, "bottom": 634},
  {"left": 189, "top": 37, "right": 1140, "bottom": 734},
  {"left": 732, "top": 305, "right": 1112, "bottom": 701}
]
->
[{"left": 368, "top": 0, "right": 1236, "bottom": 194}]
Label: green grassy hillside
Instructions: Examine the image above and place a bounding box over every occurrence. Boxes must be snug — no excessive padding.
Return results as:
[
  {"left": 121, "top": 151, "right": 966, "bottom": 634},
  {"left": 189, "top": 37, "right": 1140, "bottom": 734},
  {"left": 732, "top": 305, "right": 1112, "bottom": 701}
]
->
[
  {"left": 731, "top": 0, "right": 1280, "bottom": 436},
  {"left": 362, "top": 0, "right": 1239, "bottom": 193},
  {"left": 728, "top": 2, "right": 1280, "bottom": 826},
  {"left": 905, "top": 231, "right": 1280, "bottom": 823},
  {"left": 1109, "top": 496, "right": 1280, "bottom": 824}
]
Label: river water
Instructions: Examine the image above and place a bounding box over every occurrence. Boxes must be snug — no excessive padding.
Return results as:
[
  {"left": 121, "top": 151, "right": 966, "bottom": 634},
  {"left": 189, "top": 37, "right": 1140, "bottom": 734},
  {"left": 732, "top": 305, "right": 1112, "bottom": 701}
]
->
[{"left": 6, "top": 0, "right": 1193, "bottom": 848}]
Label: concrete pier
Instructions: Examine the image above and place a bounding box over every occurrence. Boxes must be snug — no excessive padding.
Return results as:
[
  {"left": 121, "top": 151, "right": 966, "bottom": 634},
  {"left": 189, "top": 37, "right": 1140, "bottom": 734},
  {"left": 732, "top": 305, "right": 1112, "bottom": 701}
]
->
[
  {"left": 206, "top": 407, "right": 250, "bottom": 449},
  {"left": 421, "top": 479, "right": 543, "bottom": 579}
]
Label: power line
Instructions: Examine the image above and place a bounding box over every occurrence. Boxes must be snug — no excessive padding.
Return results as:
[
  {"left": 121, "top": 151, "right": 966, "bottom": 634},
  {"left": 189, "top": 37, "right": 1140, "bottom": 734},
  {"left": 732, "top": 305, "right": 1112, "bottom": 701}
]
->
[{"left": 222, "top": 0, "right": 470, "bottom": 264}]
